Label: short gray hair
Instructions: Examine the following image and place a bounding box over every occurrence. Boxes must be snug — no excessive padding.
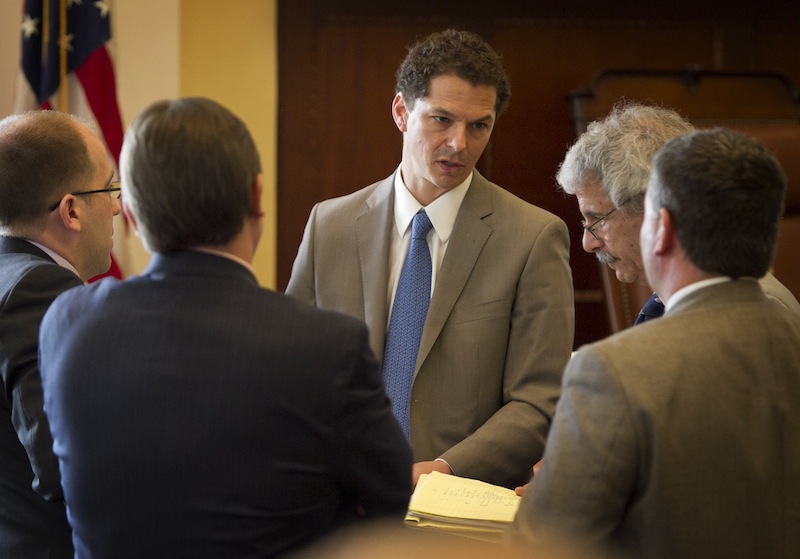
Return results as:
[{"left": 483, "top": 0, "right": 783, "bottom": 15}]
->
[{"left": 557, "top": 101, "right": 693, "bottom": 214}]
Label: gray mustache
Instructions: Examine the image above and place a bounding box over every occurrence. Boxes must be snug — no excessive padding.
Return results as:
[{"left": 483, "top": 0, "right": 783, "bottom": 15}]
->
[{"left": 595, "top": 251, "right": 615, "bottom": 265}]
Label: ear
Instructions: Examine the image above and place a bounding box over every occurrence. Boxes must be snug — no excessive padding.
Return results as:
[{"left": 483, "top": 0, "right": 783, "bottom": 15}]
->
[
  {"left": 251, "top": 173, "right": 265, "bottom": 218},
  {"left": 652, "top": 207, "right": 676, "bottom": 256},
  {"left": 391, "top": 93, "right": 409, "bottom": 133},
  {"left": 122, "top": 201, "right": 139, "bottom": 234},
  {"left": 53, "top": 195, "right": 83, "bottom": 233}
]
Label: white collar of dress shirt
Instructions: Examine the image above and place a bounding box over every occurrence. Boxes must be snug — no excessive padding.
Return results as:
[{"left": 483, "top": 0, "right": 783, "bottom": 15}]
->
[
  {"left": 392, "top": 168, "right": 471, "bottom": 241},
  {"left": 192, "top": 247, "right": 257, "bottom": 277},
  {"left": 25, "top": 239, "right": 82, "bottom": 280},
  {"left": 664, "top": 276, "right": 755, "bottom": 312}
]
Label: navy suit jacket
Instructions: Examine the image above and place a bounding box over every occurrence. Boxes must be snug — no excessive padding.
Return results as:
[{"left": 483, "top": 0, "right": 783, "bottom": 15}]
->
[
  {"left": 39, "top": 250, "right": 412, "bottom": 559},
  {"left": 0, "top": 236, "right": 78, "bottom": 559}
]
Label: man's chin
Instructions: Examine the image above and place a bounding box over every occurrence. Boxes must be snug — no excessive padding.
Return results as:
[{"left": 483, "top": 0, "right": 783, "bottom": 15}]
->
[{"left": 612, "top": 266, "right": 637, "bottom": 284}]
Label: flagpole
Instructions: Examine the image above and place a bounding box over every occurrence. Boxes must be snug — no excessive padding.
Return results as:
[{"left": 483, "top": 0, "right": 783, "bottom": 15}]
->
[
  {"left": 42, "top": 0, "right": 49, "bottom": 68},
  {"left": 59, "top": 0, "right": 67, "bottom": 112}
]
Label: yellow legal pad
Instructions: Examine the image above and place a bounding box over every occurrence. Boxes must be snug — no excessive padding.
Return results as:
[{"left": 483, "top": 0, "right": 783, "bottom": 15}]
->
[{"left": 404, "top": 471, "right": 521, "bottom": 541}]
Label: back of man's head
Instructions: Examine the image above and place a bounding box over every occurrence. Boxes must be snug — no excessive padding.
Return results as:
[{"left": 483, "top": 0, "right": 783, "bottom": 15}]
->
[
  {"left": 395, "top": 28, "right": 511, "bottom": 116},
  {"left": 558, "top": 101, "right": 693, "bottom": 213},
  {"left": 120, "top": 97, "right": 262, "bottom": 254},
  {"left": 0, "top": 111, "right": 93, "bottom": 235},
  {"left": 650, "top": 127, "right": 786, "bottom": 278}
]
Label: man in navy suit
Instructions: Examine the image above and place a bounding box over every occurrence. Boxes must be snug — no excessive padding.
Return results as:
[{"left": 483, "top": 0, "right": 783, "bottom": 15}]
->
[
  {"left": 39, "top": 97, "right": 412, "bottom": 559},
  {"left": 0, "top": 110, "right": 121, "bottom": 558}
]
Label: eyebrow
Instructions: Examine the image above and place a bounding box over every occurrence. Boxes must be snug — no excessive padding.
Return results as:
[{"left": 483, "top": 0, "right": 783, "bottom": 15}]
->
[
  {"left": 430, "top": 107, "right": 495, "bottom": 124},
  {"left": 581, "top": 206, "right": 616, "bottom": 221},
  {"left": 581, "top": 208, "right": 603, "bottom": 219}
]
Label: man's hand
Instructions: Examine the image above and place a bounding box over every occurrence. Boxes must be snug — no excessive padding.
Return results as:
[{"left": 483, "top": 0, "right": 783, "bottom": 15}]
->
[
  {"left": 412, "top": 460, "right": 453, "bottom": 488},
  {"left": 514, "top": 459, "right": 542, "bottom": 496}
]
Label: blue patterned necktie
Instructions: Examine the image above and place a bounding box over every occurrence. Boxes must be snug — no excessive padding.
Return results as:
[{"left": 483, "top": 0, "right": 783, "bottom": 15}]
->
[
  {"left": 634, "top": 293, "right": 665, "bottom": 325},
  {"left": 382, "top": 211, "right": 433, "bottom": 439}
]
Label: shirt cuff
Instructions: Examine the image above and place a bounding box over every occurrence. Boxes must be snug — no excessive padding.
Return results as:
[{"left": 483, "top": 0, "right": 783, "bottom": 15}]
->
[{"left": 435, "top": 457, "right": 455, "bottom": 475}]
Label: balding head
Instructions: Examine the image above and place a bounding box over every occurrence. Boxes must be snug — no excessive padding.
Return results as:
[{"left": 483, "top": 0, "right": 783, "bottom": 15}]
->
[{"left": 0, "top": 111, "right": 95, "bottom": 236}]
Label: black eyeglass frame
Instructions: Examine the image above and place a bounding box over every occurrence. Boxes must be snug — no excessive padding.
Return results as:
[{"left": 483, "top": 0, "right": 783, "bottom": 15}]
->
[
  {"left": 580, "top": 198, "right": 632, "bottom": 241},
  {"left": 49, "top": 182, "right": 121, "bottom": 212}
]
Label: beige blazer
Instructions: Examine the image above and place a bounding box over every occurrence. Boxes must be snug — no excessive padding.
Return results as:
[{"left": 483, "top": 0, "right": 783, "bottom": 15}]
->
[
  {"left": 286, "top": 171, "right": 575, "bottom": 488},
  {"left": 510, "top": 279, "right": 800, "bottom": 557}
]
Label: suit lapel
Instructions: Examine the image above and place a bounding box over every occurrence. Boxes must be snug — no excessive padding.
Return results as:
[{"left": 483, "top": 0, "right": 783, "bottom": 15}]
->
[
  {"left": 416, "top": 174, "right": 493, "bottom": 372},
  {"left": 356, "top": 176, "right": 395, "bottom": 357}
]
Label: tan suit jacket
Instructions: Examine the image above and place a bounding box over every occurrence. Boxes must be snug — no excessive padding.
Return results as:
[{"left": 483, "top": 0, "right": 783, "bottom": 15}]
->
[
  {"left": 510, "top": 279, "right": 800, "bottom": 558},
  {"left": 286, "top": 171, "right": 575, "bottom": 487}
]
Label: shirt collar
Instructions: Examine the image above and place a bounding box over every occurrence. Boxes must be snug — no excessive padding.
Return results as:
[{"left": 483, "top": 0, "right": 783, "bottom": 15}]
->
[
  {"left": 392, "top": 168, "right": 471, "bottom": 240},
  {"left": 25, "top": 239, "right": 81, "bottom": 279},
  {"left": 664, "top": 276, "right": 748, "bottom": 311}
]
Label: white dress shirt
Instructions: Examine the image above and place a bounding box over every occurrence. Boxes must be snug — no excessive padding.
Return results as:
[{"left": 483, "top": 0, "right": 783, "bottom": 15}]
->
[{"left": 386, "top": 169, "right": 471, "bottom": 323}]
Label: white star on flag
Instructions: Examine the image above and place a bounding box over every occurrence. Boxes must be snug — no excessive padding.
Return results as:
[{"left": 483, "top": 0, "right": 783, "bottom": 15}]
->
[
  {"left": 94, "top": 1, "right": 110, "bottom": 17},
  {"left": 21, "top": 14, "right": 39, "bottom": 39}
]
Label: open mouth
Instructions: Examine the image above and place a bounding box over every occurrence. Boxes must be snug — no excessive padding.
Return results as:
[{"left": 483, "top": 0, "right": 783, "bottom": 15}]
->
[{"left": 437, "top": 160, "right": 463, "bottom": 171}]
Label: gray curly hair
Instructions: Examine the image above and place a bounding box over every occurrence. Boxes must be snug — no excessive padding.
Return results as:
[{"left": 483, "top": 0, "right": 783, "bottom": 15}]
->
[{"left": 557, "top": 101, "right": 693, "bottom": 214}]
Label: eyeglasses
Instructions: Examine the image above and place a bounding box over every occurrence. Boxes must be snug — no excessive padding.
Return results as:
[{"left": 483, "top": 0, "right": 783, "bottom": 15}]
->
[
  {"left": 49, "top": 182, "right": 121, "bottom": 212},
  {"left": 581, "top": 198, "right": 631, "bottom": 240}
]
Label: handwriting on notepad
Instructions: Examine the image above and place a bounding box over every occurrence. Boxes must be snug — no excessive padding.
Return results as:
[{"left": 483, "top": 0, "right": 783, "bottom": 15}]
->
[
  {"left": 441, "top": 486, "right": 519, "bottom": 508},
  {"left": 409, "top": 471, "right": 521, "bottom": 523}
]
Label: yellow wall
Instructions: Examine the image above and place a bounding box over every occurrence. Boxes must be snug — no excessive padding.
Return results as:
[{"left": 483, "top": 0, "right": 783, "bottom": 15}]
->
[{"left": 179, "top": 0, "right": 278, "bottom": 288}]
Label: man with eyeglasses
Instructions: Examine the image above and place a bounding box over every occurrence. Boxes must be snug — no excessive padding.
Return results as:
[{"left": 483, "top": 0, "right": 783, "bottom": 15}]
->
[
  {"left": 509, "top": 127, "right": 800, "bottom": 559},
  {"left": 559, "top": 101, "right": 799, "bottom": 323},
  {"left": 0, "top": 110, "right": 120, "bottom": 558}
]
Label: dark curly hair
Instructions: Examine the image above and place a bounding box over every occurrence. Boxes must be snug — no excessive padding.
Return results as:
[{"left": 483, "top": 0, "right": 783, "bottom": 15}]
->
[{"left": 395, "top": 29, "right": 511, "bottom": 116}]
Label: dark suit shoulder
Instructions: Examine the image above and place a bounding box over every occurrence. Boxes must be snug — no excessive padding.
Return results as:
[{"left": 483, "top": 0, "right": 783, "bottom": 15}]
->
[
  {"left": 1, "top": 256, "right": 82, "bottom": 310},
  {"left": 280, "top": 290, "right": 369, "bottom": 337}
]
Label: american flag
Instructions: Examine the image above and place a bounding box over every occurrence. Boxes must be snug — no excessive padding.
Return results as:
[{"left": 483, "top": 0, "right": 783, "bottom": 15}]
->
[{"left": 14, "top": 0, "right": 125, "bottom": 280}]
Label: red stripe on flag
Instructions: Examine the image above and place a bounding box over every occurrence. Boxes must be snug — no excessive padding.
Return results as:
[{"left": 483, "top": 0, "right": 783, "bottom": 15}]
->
[{"left": 74, "top": 46, "right": 124, "bottom": 167}]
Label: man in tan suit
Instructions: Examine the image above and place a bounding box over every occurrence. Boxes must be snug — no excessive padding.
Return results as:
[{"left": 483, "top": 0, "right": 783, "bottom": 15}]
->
[
  {"left": 509, "top": 128, "right": 800, "bottom": 558},
  {"left": 286, "top": 29, "right": 574, "bottom": 489}
]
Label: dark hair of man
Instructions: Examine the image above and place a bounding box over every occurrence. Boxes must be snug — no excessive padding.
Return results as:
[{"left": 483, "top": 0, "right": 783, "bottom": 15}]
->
[
  {"left": 395, "top": 28, "right": 511, "bottom": 116},
  {"left": 121, "top": 97, "right": 262, "bottom": 254},
  {"left": 650, "top": 127, "right": 786, "bottom": 278},
  {"left": 0, "top": 111, "right": 92, "bottom": 232}
]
